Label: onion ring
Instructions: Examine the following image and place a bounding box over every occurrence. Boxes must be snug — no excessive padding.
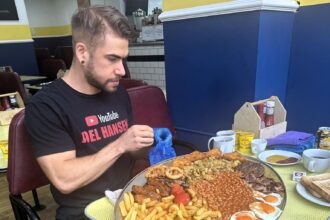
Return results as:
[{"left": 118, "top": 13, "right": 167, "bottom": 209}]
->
[
  {"left": 145, "top": 165, "right": 168, "bottom": 178},
  {"left": 166, "top": 167, "right": 184, "bottom": 179}
]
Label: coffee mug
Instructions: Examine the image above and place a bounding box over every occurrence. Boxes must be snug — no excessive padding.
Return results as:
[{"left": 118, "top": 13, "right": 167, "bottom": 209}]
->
[
  {"left": 208, "top": 136, "right": 234, "bottom": 153},
  {"left": 251, "top": 139, "right": 267, "bottom": 155},
  {"left": 208, "top": 130, "right": 236, "bottom": 150},
  {"left": 216, "top": 130, "right": 236, "bottom": 147},
  {"left": 302, "top": 149, "right": 330, "bottom": 172}
]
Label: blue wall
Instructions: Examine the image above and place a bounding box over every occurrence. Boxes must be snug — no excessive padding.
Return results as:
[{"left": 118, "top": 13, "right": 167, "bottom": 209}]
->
[
  {"left": 164, "top": 10, "right": 295, "bottom": 149},
  {"left": 0, "top": 42, "right": 39, "bottom": 75},
  {"left": 286, "top": 3, "right": 330, "bottom": 133},
  {"left": 255, "top": 11, "right": 294, "bottom": 102},
  {"left": 164, "top": 12, "right": 259, "bottom": 134}
]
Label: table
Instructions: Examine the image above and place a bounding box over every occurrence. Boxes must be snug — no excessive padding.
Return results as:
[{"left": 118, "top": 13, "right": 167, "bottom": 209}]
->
[
  {"left": 84, "top": 161, "right": 330, "bottom": 220},
  {"left": 26, "top": 85, "right": 42, "bottom": 90},
  {"left": 19, "top": 75, "right": 47, "bottom": 83},
  {"left": 273, "top": 163, "right": 330, "bottom": 219}
]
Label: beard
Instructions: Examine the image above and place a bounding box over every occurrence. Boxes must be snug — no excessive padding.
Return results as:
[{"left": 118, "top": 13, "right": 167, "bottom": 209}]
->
[{"left": 83, "top": 58, "right": 120, "bottom": 93}]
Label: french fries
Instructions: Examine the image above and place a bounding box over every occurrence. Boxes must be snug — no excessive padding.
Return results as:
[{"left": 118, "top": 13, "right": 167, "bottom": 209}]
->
[{"left": 119, "top": 190, "right": 221, "bottom": 220}]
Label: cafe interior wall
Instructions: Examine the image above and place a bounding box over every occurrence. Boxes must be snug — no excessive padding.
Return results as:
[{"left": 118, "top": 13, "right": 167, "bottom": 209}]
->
[
  {"left": 0, "top": 0, "right": 38, "bottom": 74},
  {"left": 25, "top": 0, "right": 77, "bottom": 55},
  {"left": 160, "top": 0, "right": 330, "bottom": 150},
  {"left": 26, "top": 0, "right": 124, "bottom": 55}
]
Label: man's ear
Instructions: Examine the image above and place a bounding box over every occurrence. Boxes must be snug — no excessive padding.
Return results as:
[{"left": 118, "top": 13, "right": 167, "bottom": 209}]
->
[{"left": 75, "top": 42, "right": 89, "bottom": 64}]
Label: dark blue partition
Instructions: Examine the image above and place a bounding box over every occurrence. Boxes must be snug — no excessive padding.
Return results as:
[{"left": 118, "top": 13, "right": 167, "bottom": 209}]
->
[
  {"left": 33, "top": 36, "right": 72, "bottom": 55},
  {"left": 286, "top": 3, "right": 330, "bottom": 133},
  {"left": 0, "top": 42, "right": 39, "bottom": 75}
]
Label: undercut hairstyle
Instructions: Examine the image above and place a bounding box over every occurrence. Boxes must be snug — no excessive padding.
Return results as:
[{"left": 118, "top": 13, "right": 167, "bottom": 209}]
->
[{"left": 71, "top": 5, "right": 136, "bottom": 53}]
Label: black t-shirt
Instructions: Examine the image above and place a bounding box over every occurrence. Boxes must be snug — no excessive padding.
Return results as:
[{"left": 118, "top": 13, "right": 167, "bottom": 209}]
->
[{"left": 25, "top": 79, "right": 134, "bottom": 219}]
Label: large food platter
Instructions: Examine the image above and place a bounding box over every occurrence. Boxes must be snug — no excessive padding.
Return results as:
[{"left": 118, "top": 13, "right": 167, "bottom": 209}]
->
[{"left": 115, "top": 152, "right": 287, "bottom": 220}]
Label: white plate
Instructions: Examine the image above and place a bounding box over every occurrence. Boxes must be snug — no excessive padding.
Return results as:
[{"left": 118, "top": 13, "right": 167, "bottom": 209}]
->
[
  {"left": 258, "top": 150, "right": 301, "bottom": 166},
  {"left": 296, "top": 182, "right": 330, "bottom": 207}
]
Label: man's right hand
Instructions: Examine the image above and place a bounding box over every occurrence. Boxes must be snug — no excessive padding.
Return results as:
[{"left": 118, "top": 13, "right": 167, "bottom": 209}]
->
[{"left": 116, "top": 125, "right": 154, "bottom": 152}]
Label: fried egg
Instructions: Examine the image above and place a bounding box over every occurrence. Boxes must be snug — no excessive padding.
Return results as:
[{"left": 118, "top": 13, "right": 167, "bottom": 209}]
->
[
  {"left": 253, "top": 190, "right": 266, "bottom": 199},
  {"left": 253, "top": 191, "right": 283, "bottom": 207},
  {"left": 249, "top": 202, "right": 282, "bottom": 220},
  {"left": 230, "top": 211, "right": 257, "bottom": 220}
]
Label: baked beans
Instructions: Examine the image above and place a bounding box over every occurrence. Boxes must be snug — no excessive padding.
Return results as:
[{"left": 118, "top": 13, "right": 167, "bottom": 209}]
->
[{"left": 191, "top": 171, "right": 255, "bottom": 220}]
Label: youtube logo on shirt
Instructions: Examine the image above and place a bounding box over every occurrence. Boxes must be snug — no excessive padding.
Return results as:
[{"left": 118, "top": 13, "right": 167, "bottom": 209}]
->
[{"left": 85, "top": 115, "right": 99, "bottom": 127}]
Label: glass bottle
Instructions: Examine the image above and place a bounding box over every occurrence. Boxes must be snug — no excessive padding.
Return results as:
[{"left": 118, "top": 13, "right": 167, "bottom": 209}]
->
[
  {"left": 257, "top": 103, "right": 265, "bottom": 128},
  {"left": 265, "top": 100, "right": 275, "bottom": 127},
  {"left": 9, "top": 95, "right": 19, "bottom": 108}
]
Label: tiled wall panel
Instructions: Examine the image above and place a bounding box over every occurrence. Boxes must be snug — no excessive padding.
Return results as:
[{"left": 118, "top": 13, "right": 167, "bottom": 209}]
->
[{"left": 127, "top": 44, "right": 165, "bottom": 90}]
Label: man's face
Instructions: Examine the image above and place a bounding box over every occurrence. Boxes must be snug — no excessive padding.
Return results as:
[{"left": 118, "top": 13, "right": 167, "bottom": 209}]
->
[{"left": 83, "top": 33, "right": 129, "bottom": 92}]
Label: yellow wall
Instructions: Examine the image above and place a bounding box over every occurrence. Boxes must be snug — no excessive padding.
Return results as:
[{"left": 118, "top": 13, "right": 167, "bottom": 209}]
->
[
  {"left": 163, "top": 0, "right": 232, "bottom": 11},
  {"left": 31, "top": 25, "right": 72, "bottom": 37},
  {"left": 162, "top": 0, "right": 330, "bottom": 11},
  {"left": 0, "top": 24, "right": 72, "bottom": 40},
  {"left": 0, "top": 25, "right": 32, "bottom": 41},
  {"left": 299, "top": 0, "right": 330, "bottom": 6}
]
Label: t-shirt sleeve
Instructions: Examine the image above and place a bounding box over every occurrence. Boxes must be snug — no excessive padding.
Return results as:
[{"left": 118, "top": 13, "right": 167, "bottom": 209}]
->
[
  {"left": 126, "top": 93, "right": 133, "bottom": 127},
  {"left": 120, "top": 86, "right": 133, "bottom": 127},
  {"left": 25, "top": 101, "right": 75, "bottom": 157}
]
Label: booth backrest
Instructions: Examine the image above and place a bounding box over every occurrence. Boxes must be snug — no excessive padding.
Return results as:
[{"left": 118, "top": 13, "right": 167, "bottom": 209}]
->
[
  {"left": 127, "top": 85, "right": 175, "bottom": 137},
  {"left": 119, "top": 79, "right": 148, "bottom": 89},
  {"left": 7, "top": 110, "right": 49, "bottom": 195},
  {"left": 0, "top": 72, "right": 27, "bottom": 103},
  {"left": 55, "top": 46, "right": 73, "bottom": 69},
  {"left": 40, "top": 58, "right": 66, "bottom": 80},
  {"left": 35, "top": 48, "right": 51, "bottom": 73}
]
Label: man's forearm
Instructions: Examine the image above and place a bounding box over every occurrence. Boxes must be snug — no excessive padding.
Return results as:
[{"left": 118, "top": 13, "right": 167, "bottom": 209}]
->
[
  {"left": 37, "top": 125, "right": 154, "bottom": 194},
  {"left": 38, "top": 139, "right": 124, "bottom": 194}
]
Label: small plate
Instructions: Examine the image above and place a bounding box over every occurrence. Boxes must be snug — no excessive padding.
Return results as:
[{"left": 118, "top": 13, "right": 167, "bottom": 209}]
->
[
  {"left": 258, "top": 150, "right": 301, "bottom": 166},
  {"left": 84, "top": 197, "right": 114, "bottom": 220},
  {"left": 296, "top": 182, "right": 330, "bottom": 207}
]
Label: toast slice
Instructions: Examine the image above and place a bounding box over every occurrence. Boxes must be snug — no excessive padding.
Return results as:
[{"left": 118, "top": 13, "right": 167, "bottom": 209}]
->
[
  {"left": 301, "top": 173, "right": 330, "bottom": 187},
  {"left": 310, "top": 179, "right": 330, "bottom": 202},
  {"left": 306, "top": 187, "right": 323, "bottom": 198},
  {"left": 300, "top": 173, "right": 330, "bottom": 199}
]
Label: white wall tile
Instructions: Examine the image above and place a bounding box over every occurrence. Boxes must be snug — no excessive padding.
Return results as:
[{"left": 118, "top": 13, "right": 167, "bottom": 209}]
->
[
  {"left": 154, "top": 68, "right": 162, "bottom": 74},
  {"left": 152, "top": 74, "right": 160, "bottom": 80}
]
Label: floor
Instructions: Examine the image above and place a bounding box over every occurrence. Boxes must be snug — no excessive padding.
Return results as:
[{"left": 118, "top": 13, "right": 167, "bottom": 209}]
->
[{"left": 0, "top": 172, "right": 57, "bottom": 219}]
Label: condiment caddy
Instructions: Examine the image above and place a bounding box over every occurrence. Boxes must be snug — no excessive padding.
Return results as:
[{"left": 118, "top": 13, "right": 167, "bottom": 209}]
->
[{"left": 232, "top": 96, "right": 287, "bottom": 139}]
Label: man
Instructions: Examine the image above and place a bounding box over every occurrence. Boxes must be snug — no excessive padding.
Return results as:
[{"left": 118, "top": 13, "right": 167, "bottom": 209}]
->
[{"left": 25, "top": 5, "right": 154, "bottom": 219}]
